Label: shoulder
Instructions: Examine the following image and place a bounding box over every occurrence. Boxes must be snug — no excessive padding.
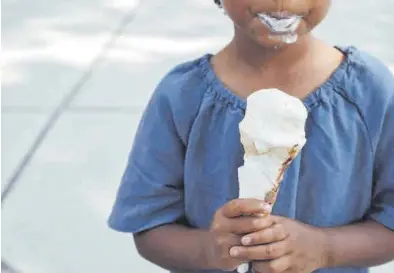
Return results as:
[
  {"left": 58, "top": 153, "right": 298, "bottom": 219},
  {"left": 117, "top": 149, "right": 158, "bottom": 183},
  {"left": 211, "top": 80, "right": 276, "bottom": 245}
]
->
[
  {"left": 154, "top": 55, "right": 211, "bottom": 103},
  {"left": 341, "top": 46, "right": 394, "bottom": 103},
  {"left": 148, "top": 55, "right": 212, "bottom": 143},
  {"left": 336, "top": 46, "right": 394, "bottom": 149}
]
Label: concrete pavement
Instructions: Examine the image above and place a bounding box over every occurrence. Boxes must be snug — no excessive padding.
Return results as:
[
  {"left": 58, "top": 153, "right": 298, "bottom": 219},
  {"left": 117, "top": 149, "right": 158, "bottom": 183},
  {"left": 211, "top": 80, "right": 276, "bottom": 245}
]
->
[{"left": 2, "top": 0, "right": 394, "bottom": 272}]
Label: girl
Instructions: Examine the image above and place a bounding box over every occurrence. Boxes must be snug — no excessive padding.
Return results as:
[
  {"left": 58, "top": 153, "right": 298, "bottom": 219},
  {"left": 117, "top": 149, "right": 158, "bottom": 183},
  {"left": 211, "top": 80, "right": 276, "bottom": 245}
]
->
[{"left": 108, "top": 1, "right": 394, "bottom": 272}]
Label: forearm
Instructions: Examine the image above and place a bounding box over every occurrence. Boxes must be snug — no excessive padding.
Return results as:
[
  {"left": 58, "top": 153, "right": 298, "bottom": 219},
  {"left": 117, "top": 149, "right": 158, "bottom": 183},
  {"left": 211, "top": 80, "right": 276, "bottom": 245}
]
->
[
  {"left": 134, "top": 224, "right": 212, "bottom": 271},
  {"left": 324, "top": 220, "right": 394, "bottom": 268}
]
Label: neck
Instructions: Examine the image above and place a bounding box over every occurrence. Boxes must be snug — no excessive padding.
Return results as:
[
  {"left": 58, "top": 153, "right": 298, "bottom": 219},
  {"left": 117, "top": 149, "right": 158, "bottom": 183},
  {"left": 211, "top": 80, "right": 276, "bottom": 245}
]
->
[{"left": 226, "top": 27, "right": 317, "bottom": 73}]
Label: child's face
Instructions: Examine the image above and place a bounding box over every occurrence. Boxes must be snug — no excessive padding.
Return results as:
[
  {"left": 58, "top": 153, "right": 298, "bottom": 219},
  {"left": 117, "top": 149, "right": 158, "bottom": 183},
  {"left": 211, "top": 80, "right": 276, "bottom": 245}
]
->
[{"left": 221, "top": 0, "right": 331, "bottom": 47}]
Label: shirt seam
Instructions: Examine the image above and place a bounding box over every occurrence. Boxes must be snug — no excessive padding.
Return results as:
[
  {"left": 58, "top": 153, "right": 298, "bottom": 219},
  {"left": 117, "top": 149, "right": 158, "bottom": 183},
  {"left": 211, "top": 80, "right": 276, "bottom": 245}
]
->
[
  {"left": 171, "top": 59, "right": 212, "bottom": 148},
  {"left": 183, "top": 63, "right": 213, "bottom": 148}
]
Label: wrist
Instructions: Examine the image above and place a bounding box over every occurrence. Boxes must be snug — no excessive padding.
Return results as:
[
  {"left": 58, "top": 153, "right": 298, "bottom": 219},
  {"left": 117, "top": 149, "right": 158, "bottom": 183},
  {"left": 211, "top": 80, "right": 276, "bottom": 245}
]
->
[
  {"left": 199, "top": 230, "right": 217, "bottom": 269},
  {"left": 319, "top": 228, "right": 336, "bottom": 269},
  {"left": 315, "top": 227, "right": 333, "bottom": 269}
]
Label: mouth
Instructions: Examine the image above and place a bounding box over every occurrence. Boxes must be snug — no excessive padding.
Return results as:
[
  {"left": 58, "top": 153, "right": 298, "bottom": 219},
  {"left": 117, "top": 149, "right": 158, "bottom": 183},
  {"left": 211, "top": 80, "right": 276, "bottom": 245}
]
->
[
  {"left": 266, "top": 11, "right": 297, "bottom": 20},
  {"left": 257, "top": 12, "right": 302, "bottom": 34}
]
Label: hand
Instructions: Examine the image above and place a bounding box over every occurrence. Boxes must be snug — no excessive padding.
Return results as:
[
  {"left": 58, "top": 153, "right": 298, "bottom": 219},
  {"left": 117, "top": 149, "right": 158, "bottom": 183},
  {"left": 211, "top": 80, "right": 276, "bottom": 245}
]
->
[
  {"left": 229, "top": 216, "right": 329, "bottom": 273},
  {"left": 205, "top": 199, "right": 273, "bottom": 271}
]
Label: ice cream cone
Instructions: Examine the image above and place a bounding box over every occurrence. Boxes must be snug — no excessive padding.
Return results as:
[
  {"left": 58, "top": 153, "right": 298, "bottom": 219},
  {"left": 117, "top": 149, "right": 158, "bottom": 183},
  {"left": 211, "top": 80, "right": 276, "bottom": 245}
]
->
[{"left": 236, "top": 89, "right": 307, "bottom": 273}]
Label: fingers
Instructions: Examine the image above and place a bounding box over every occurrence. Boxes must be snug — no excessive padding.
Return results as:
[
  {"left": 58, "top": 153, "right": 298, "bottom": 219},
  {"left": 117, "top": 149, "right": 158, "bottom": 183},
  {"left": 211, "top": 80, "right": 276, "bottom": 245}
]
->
[
  {"left": 213, "top": 216, "right": 275, "bottom": 235},
  {"left": 212, "top": 233, "right": 249, "bottom": 271},
  {"left": 213, "top": 199, "right": 274, "bottom": 235},
  {"left": 267, "top": 255, "right": 292, "bottom": 273},
  {"left": 241, "top": 222, "right": 288, "bottom": 245},
  {"left": 217, "top": 232, "right": 242, "bottom": 248},
  {"left": 252, "top": 255, "right": 292, "bottom": 273},
  {"left": 221, "top": 199, "right": 271, "bottom": 218},
  {"left": 229, "top": 240, "right": 290, "bottom": 260}
]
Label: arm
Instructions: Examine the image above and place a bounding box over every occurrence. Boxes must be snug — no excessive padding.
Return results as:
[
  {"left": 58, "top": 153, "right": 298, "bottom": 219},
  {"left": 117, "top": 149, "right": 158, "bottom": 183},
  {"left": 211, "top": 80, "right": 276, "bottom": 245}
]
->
[
  {"left": 227, "top": 217, "right": 394, "bottom": 273},
  {"left": 108, "top": 78, "right": 246, "bottom": 272},
  {"left": 134, "top": 200, "right": 274, "bottom": 271},
  {"left": 324, "top": 221, "right": 394, "bottom": 268},
  {"left": 134, "top": 224, "right": 211, "bottom": 271}
]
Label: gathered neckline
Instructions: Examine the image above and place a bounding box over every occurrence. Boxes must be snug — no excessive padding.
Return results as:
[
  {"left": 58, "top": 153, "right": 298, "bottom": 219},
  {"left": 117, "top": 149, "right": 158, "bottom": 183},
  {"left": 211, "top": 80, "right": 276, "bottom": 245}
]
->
[{"left": 198, "top": 46, "right": 357, "bottom": 112}]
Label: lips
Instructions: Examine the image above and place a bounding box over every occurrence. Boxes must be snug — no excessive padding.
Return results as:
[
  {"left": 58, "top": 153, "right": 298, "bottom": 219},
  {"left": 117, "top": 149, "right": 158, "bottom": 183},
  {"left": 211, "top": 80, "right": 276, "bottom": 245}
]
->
[
  {"left": 267, "top": 11, "right": 296, "bottom": 19},
  {"left": 257, "top": 13, "right": 302, "bottom": 34}
]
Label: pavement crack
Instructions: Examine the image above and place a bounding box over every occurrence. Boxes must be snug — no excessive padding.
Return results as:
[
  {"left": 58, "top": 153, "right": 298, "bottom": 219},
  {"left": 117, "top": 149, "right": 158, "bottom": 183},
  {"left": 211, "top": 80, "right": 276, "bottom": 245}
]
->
[
  {"left": 1, "top": 4, "right": 141, "bottom": 204},
  {"left": 2, "top": 260, "right": 20, "bottom": 273}
]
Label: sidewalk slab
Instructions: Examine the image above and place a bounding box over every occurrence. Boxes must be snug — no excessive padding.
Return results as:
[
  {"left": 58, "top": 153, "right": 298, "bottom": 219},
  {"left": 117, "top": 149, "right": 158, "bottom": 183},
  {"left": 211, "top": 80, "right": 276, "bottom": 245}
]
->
[
  {"left": 1, "top": 0, "right": 140, "bottom": 186},
  {"left": 72, "top": 0, "right": 394, "bottom": 109},
  {"left": 1, "top": 0, "right": 138, "bottom": 110},
  {"left": 1, "top": 0, "right": 139, "bottom": 195},
  {"left": 1, "top": 112, "right": 164, "bottom": 273},
  {"left": 313, "top": 0, "right": 394, "bottom": 63},
  {"left": 1, "top": 112, "right": 48, "bottom": 185},
  {"left": 71, "top": 0, "right": 231, "bottom": 109}
]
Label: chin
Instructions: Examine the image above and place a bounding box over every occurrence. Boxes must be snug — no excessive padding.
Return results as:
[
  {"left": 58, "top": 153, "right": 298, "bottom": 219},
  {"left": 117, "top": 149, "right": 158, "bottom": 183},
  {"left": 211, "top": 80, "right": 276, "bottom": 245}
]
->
[
  {"left": 251, "top": 28, "right": 312, "bottom": 50},
  {"left": 251, "top": 34, "right": 296, "bottom": 50}
]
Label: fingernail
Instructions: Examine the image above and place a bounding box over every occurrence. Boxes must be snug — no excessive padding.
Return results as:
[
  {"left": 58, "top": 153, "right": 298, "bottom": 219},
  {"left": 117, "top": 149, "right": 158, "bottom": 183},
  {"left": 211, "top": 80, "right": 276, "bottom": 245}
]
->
[
  {"left": 242, "top": 236, "right": 252, "bottom": 245},
  {"left": 263, "top": 203, "right": 272, "bottom": 213},
  {"left": 230, "top": 247, "right": 240, "bottom": 257}
]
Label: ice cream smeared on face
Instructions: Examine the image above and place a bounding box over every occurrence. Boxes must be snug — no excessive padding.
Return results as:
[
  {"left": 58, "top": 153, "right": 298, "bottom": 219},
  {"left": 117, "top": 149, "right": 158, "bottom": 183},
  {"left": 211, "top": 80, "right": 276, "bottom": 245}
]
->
[
  {"left": 238, "top": 89, "right": 308, "bottom": 201},
  {"left": 257, "top": 12, "right": 302, "bottom": 44}
]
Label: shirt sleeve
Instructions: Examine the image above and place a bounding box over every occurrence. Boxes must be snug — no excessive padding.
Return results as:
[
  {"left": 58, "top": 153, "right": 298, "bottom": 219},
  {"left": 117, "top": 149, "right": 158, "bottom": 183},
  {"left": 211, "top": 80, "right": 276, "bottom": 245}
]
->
[
  {"left": 107, "top": 84, "right": 186, "bottom": 234},
  {"left": 367, "top": 96, "right": 394, "bottom": 230}
]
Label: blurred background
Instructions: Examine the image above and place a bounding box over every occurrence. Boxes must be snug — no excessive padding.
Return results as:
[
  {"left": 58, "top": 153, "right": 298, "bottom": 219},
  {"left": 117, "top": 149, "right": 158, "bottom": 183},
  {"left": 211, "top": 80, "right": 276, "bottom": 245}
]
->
[{"left": 1, "top": 0, "right": 394, "bottom": 272}]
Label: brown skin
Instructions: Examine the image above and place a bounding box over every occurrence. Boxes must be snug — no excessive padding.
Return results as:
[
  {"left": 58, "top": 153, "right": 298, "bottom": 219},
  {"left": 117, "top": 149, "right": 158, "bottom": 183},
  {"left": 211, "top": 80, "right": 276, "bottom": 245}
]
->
[
  {"left": 220, "top": 0, "right": 331, "bottom": 49},
  {"left": 211, "top": 37, "right": 344, "bottom": 99},
  {"left": 134, "top": 0, "right": 394, "bottom": 272},
  {"left": 212, "top": 0, "right": 343, "bottom": 100},
  {"left": 135, "top": 199, "right": 272, "bottom": 271},
  {"left": 135, "top": 200, "right": 394, "bottom": 272},
  {"left": 206, "top": 199, "right": 273, "bottom": 271},
  {"left": 233, "top": 216, "right": 328, "bottom": 273},
  {"left": 230, "top": 217, "right": 394, "bottom": 273}
]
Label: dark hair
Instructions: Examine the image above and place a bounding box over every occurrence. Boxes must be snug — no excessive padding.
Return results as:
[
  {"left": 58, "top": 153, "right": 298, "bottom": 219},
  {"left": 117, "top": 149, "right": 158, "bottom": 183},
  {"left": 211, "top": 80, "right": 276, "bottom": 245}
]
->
[{"left": 214, "top": 0, "right": 221, "bottom": 6}]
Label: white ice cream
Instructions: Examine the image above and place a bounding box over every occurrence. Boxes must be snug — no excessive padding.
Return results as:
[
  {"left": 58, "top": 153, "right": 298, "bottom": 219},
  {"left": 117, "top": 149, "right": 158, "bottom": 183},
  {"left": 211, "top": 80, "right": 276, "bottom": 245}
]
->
[
  {"left": 237, "top": 89, "right": 308, "bottom": 273},
  {"left": 238, "top": 89, "right": 307, "bottom": 199},
  {"left": 239, "top": 89, "right": 307, "bottom": 156}
]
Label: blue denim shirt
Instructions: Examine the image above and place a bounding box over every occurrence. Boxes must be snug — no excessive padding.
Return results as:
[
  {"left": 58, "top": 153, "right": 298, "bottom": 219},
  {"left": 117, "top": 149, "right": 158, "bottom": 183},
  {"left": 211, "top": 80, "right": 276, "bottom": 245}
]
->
[{"left": 108, "top": 46, "right": 394, "bottom": 273}]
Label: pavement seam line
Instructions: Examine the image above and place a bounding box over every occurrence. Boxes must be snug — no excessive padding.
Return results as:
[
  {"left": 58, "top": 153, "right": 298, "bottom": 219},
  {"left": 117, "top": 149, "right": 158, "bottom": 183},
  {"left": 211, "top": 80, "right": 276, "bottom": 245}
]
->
[
  {"left": 1, "top": 260, "right": 19, "bottom": 273},
  {"left": 1, "top": 3, "right": 141, "bottom": 270},
  {"left": 1, "top": 2, "right": 143, "bottom": 270},
  {"left": 1, "top": 6, "right": 140, "bottom": 204}
]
